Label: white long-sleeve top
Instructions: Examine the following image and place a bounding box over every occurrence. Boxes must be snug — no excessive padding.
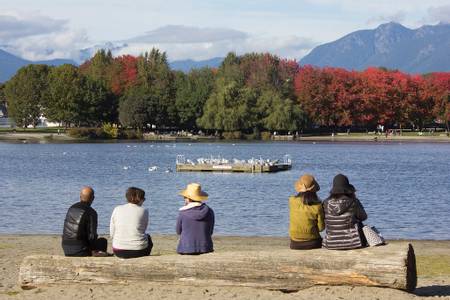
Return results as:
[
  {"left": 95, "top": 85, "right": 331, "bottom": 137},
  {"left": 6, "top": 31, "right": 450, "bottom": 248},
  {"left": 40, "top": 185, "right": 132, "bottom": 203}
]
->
[{"left": 110, "top": 203, "right": 149, "bottom": 250}]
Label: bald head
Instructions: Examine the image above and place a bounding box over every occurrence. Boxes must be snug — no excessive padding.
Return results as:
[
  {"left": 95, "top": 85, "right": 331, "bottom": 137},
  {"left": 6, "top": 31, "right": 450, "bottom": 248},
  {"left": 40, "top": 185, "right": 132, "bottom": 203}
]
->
[{"left": 80, "top": 186, "right": 95, "bottom": 204}]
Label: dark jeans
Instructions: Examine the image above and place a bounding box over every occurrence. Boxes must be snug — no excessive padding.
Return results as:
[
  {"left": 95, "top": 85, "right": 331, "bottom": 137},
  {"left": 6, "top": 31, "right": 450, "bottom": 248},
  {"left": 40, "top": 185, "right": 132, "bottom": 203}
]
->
[
  {"left": 62, "top": 238, "right": 108, "bottom": 257},
  {"left": 114, "top": 236, "right": 153, "bottom": 259},
  {"left": 290, "top": 238, "right": 322, "bottom": 250}
]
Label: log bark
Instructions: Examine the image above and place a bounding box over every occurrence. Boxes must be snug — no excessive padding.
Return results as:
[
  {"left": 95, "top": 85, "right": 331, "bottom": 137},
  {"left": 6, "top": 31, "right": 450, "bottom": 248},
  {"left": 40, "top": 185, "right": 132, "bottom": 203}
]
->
[{"left": 19, "top": 242, "right": 416, "bottom": 292}]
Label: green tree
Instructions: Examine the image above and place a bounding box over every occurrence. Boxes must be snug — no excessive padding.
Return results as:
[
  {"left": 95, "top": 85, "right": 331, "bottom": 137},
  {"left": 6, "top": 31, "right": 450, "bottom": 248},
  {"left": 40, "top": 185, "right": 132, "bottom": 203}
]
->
[
  {"left": 4, "top": 64, "right": 50, "bottom": 127},
  {"left": 198, "top": 81, "right": 257, "bottom": 132},
  {"left": 80, "top": 49, "right": 113, "bottom": 87},
  {"left": 136, "top": 48, "right": 176, "bottom": 127},
  {"left": 174, "top": 68, "right": 215, "bottom": 130},
  {"left": 0, "top": 83, "right": 6, "bottom": 115},
  {"left": 80, "top": 77, "right": 116, "bottom": 126},
  {"left": 118, "top": 85, "right": 151, "bottom": 130},
  {"left": 46, "top": 64, "right": 111, "bottom": 127},
  {"left": 256, "top": 90, "right": 303, "bottom": 131}
]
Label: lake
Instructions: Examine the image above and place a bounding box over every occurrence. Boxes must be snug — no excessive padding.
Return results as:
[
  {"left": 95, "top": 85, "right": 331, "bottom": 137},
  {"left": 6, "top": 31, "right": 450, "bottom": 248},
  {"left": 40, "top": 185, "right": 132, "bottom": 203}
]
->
[{"left": 1, "top": 141, "right": 449, "bottom": 240}]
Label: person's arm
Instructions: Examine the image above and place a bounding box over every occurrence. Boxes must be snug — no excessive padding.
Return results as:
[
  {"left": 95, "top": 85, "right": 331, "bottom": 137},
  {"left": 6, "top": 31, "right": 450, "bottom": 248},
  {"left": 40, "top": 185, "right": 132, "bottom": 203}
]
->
[
  {"left": 176, "top": 213, "right": 182, "bottom": 235},
  {"left": 317, "top": 205, "right": 325, "bottom": 232},
  {"left": 87, "top": 209, "right": 99, "bottom": 245},
  {"left": 143, "top": 208, "right": 149, "bottom": 232},
  {"left": 109, "top": 209, "right": 115, "bottom": 239},
  {"left": 354, "top": 198, "right": 368, "bottom": 222},
  {"left": 210, "top": 209, "right": 215, "bottom": 235}
]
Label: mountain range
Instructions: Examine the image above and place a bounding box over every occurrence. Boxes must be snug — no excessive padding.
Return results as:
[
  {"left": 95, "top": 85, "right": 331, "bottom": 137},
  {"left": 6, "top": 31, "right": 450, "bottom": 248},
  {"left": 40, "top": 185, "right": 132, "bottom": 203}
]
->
[
  {"left": 300, "top": 22, "right": 450, "bottom": 73},
  {"left": 0, "top": 49, "right": 77, "bottom": 83},
  {"left": 1, "top": 22, "right": 450, "bottom": 83}
]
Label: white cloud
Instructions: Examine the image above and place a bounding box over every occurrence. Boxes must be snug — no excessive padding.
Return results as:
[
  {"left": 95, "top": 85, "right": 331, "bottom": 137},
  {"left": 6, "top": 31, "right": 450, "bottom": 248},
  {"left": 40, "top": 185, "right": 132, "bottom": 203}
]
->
[
  {"left": 426, "top": 5, "right": 450, "bottom": 23},
  {"left": 0, "top": 11, "right": 89, "bottom": 61},
  {"left": 109, "top": 26, "right": 316, "bottom": 61},
  {"left": 0, "top": 13, "right": 66, "bottom": 40},
  {"left": 125, "top": 25, "right": 249, "bottom": 44},
  {"left": 366, "top": 11, "right": 406, "bottom": 25}
]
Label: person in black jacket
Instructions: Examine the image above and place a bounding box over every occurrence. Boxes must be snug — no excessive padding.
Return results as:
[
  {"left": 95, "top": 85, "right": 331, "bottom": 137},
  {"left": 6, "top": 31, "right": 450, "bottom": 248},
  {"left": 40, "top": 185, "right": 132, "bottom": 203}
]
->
[
  {"left": 322, "top": 174, "right": 368, "bottom": 250},
  {"left": 62, "top": 187, "right": 108, "bottom": 256}
]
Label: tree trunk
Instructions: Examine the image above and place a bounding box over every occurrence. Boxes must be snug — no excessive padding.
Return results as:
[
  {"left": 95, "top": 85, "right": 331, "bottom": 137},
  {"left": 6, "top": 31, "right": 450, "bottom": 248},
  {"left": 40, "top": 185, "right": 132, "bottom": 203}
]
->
[{"left": 19, "top": 243, "right": 417, "bottom": 292}]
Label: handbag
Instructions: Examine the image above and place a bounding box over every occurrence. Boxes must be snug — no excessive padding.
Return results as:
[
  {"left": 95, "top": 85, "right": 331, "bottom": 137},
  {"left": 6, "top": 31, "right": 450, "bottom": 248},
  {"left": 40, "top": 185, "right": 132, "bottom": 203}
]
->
[{"left": 362, "top": 225, "right": 385, "bottom": 246}]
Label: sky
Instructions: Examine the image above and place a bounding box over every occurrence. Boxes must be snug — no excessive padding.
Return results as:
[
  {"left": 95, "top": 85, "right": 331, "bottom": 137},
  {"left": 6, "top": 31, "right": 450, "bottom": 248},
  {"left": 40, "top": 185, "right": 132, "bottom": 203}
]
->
[{"left": 1, "top": 0, "right": 450, "bottom": 62}]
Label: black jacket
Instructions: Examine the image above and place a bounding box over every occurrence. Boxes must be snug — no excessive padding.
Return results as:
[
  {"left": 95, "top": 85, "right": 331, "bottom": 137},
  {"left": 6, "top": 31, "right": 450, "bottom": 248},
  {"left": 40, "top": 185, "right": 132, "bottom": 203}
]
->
[
  {"left": 322, "top": 196, "right": 367, "bottom": 250},
  {"left": 62, "top": 202, "right": 98, "bottom": 251}
]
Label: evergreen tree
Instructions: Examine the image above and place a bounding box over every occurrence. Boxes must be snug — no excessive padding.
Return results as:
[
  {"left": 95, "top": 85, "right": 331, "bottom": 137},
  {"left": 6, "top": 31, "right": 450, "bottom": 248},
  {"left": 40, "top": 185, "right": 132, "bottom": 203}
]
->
[{"left": 174, "top": 68, "right": 215, "bottom": 130}]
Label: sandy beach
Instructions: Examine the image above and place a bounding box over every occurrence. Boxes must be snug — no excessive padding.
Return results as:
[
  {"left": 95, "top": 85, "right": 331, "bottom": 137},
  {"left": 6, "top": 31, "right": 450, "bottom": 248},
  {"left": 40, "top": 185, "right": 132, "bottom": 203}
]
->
[{"left": 0, "top": 235, "right": 449, "bottom": 299}]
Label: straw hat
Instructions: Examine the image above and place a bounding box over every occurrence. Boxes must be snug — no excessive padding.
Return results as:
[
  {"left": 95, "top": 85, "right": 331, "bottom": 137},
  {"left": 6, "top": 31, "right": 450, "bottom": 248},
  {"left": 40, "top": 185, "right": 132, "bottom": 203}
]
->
[
  {"left": 294, "top": 174, "right": 320, "bottom": 193},
  {"left": 179, "top": 183, "right": 209, "bottom": 201}
]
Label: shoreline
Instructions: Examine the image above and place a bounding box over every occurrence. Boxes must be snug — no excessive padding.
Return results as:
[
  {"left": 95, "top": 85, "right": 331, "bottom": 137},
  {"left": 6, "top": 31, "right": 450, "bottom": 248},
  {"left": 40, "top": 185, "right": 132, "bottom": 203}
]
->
[
  {"left": 1, "top": 131, "right": 449, "bottom": 143},
  {"left": 1, "top": 235, "right": 449, "bottom": 299}
]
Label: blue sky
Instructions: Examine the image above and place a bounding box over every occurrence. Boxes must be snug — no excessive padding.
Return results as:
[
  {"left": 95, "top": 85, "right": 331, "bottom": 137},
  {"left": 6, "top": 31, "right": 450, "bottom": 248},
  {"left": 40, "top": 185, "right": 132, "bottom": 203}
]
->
[{"left": 1, "top": 0, "right": 450, "bottom": 62}]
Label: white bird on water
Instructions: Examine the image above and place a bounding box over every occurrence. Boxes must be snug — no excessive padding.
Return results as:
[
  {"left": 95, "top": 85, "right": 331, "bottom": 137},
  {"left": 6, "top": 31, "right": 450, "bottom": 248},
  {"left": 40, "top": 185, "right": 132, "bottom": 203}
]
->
[
  {"left": 148, "top": 166, "right": 158, "bottom": 172},
  {"left": 123, "top": 166, "right": 130, "bottom": 170}
]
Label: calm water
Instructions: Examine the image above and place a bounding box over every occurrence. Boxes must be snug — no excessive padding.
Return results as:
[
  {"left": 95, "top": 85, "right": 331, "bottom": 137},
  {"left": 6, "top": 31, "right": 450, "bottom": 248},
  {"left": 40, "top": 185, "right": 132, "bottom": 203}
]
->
[{"left": 1, "top": 141, "right": 449, "bottom": 240}]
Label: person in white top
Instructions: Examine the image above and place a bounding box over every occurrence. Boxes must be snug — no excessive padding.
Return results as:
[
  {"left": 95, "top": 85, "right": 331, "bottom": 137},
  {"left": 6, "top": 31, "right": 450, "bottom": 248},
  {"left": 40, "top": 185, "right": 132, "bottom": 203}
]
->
[{"left": 110, "top": 187, "right": 153, "bottom": 258}]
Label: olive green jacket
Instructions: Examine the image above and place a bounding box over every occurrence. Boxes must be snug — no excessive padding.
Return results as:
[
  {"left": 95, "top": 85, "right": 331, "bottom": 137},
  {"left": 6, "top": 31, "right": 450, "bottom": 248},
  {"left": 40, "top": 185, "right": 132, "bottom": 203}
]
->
[{"left": 289, "top": 196, "right": 325, "bottom": 241}]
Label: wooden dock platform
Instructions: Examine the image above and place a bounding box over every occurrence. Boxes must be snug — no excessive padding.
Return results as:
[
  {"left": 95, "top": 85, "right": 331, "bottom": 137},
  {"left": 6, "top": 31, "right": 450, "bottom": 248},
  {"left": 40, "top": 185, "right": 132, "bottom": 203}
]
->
[
  {"left": 175, "top": 155, "right": 292, "bottom": 173},
  {"left": 176, "top": 163, "right": 291, "bottom": 173}
]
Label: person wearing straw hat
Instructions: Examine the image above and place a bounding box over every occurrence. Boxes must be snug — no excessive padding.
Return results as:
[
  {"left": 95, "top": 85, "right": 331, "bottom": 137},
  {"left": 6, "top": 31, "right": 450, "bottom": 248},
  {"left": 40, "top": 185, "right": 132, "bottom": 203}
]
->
[
  {"left": 322, "top": 174, "right": 368, "bottom": 250},
  {"left": 289, "top": 174, "right": 325, "bottom": 250},
  {"left": 176, "top": 183, "right": 215, "bottom": 254}
]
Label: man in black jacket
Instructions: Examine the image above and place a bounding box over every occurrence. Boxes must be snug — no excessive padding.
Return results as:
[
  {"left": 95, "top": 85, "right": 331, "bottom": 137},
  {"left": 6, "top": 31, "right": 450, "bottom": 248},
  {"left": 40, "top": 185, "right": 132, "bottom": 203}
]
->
[{"left": 62, "top": 187, "right": 108, "bottom": 256}]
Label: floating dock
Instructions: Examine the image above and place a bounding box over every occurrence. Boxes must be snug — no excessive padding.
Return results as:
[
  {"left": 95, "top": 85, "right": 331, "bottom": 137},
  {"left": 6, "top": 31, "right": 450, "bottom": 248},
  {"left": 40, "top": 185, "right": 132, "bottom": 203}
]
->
[{"left": 176, "top": 155, "right": 292, "bottom": 173}]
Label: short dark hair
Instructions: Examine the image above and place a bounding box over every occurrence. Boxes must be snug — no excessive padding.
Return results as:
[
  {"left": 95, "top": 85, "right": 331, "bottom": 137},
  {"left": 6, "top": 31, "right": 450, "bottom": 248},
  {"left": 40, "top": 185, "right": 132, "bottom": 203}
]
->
[
  {"left": 126, "top": 187, "right": 145, "bottom": 204},
  {"left": 298, "top": 191, "right": 320, "bottom": 205}
]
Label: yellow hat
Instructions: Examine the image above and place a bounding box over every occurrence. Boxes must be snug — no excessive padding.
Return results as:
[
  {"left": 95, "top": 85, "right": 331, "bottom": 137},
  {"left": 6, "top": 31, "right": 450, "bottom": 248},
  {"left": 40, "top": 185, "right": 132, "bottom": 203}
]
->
[
  {"left": 179, "top": 183, "right": 209, "bottom": 201},
  {"left": 294, "top": 174, "right": 320, "bottom": 193}
]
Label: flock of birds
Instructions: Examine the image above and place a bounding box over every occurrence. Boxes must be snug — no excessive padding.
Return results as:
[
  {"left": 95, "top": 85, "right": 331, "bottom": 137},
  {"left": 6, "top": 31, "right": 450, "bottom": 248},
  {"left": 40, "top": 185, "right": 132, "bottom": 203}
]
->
[{"left": 122, "top": 165, "right": 173, "bottom": 173}]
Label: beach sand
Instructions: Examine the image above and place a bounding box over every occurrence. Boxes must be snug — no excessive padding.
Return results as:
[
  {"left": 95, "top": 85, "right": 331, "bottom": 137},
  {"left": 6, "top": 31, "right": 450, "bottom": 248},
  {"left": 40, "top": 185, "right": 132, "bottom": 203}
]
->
[{"left": 0, "top": 235, "right": 449, "bottom": 299}]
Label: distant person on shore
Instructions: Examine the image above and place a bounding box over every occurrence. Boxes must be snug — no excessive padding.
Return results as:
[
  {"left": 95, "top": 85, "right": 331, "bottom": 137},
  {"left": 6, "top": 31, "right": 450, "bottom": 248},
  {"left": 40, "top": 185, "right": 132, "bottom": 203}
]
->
[
  {"left": 62, "top": 186, "right": 108, "bottom": 257},
  {"left": 322, "top": 174, "right": 368, "bottom": 250},
  {"left": 110, "top": 187, "right": 152, "bottom": 258},
  {"left": 176, "top": 183, "right": 214, "bottom": 255},
  {"left": 289, "top": 174, "right": 325, "bottom": 250}
]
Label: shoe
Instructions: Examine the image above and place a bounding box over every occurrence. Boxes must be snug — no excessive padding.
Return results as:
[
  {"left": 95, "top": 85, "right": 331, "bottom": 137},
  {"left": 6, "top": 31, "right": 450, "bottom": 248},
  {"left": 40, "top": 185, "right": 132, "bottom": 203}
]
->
[{"left": 92, "top": 251, "right": 112, "bottom": 257}]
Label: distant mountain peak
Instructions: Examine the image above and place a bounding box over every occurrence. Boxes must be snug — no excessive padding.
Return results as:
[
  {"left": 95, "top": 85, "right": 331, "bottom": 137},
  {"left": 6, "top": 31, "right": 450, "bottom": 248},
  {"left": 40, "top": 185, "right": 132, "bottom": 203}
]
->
[
  {"left": 0, "top": 49, "right": 77, "bottom": 83},
  {"left": 300, "top": 22, "right": 450, "bottom": 73}
]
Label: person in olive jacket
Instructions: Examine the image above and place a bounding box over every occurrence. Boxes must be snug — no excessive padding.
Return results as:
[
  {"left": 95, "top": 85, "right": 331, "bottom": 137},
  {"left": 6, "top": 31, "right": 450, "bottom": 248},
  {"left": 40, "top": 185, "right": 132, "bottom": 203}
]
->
[
  {"left": 176, "top": 183, "right": 214, "bottom": 254},
  {"left": 322, "top": 174, "right": 368, "bottom": 250},
  {"left": 62, "top": 186, "right": 108, "bottom": 256},
  {"left": 289, "top": 174, "right": 325, "bottom": 250}
]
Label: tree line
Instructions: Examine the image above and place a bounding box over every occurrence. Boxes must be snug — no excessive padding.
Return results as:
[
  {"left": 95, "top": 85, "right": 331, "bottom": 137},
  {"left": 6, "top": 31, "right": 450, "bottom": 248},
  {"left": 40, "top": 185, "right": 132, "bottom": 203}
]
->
[{"left": 2, "top": 48, "right": 450, "bottom": 135}]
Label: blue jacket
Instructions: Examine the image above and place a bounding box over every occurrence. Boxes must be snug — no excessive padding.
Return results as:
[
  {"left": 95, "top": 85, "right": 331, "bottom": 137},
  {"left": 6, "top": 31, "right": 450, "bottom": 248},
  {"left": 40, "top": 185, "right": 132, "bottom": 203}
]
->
[{"left": 176, "top": 203, "right": 214, "bottom": 254}]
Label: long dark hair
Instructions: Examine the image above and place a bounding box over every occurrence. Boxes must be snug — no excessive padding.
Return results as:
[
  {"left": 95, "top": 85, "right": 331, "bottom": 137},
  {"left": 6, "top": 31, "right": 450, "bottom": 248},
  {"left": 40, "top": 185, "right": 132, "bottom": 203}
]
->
[
  {"left": 298, "top": 191, "right": 320, "bottom": 205},
  {"left": 327, "top": 192, "right": 355, "bottom": 201}
]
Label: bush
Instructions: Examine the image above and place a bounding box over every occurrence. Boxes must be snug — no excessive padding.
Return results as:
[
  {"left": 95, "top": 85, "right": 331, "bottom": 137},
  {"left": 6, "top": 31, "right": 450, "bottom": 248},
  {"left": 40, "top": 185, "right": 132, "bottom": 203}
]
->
[
  {"left": 118, "top": 129, "right": 142, "bottom": 139},
  {"left": 261, "top": 131, "right": 272, "bottom": 140},
  {"left": 102, "top": 123, "right": 118, "bottom": 138},
  {"left": 67, "top": 127, "right": 107, "bottom": 139},
  {"left": 222, "top": 131, "right": 242, "bottom": 140}
]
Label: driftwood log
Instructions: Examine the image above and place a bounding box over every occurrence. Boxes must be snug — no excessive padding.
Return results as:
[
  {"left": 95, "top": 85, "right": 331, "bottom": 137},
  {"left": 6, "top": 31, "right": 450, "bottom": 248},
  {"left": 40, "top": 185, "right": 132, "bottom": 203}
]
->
[{"left": 19, "top": 242, "right": 416, "bottom": 292}]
